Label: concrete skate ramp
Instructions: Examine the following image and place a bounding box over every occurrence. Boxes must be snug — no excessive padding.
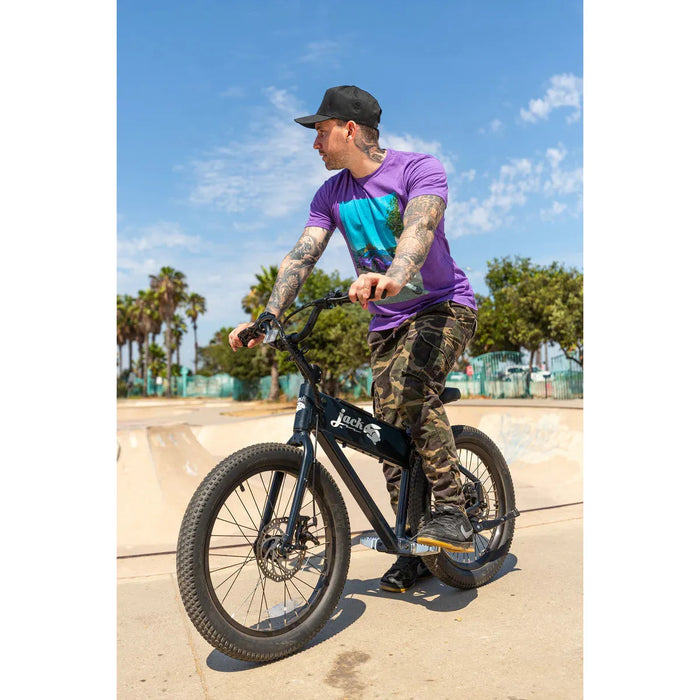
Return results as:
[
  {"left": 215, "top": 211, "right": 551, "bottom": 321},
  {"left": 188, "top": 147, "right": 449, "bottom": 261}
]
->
[
  {"left": 117, "top": 403, "right": 582, "bottom": 557},
  {"left": 117, "top": 425, "right": 221, "bottom": 556}
]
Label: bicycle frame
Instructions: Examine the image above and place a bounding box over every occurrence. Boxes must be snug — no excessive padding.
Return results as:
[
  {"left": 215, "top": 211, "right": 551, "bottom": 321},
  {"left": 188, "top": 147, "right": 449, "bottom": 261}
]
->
[{"left": 266, "top": 378, "right": 424, "bottom": 556}]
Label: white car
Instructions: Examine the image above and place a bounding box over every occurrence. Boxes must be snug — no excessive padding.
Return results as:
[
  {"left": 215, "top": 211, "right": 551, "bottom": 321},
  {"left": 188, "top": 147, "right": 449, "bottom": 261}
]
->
[{"left": 505, "top": 365, "right": 552, "bottom": 382}]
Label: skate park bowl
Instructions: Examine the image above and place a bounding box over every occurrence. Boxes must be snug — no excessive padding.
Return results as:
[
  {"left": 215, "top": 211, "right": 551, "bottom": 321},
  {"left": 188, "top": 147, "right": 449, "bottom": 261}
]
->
[
  {"left": 116, "top": 398, "right": 582, "bottom": 556},
  {"left": 117, "top": 397, "right": 583, "bottom": 698}
]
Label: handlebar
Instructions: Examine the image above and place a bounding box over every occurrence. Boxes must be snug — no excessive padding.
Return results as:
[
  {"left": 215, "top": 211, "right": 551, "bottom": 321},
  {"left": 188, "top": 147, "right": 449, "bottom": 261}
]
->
[
  {"left": 237, "top": 290, "right": 353, "bottom": 348},
  {"left": 237, "top": 285, "right": 388, "bottom": 350},
  {"left": 235, "top": 286, "right": 387, "bottom": 392}
]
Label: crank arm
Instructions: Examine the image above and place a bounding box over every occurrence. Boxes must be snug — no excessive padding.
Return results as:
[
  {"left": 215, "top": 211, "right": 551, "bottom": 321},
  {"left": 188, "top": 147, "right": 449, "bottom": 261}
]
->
[{"left": 472, "top": 508, "right": 520, "bottom": 533}]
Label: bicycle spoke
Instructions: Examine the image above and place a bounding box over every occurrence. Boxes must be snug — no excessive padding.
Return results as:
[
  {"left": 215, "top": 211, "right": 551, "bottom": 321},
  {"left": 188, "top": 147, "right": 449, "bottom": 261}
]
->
[{"left": 217, "top": 550, "right": 257, "bottom": 605}]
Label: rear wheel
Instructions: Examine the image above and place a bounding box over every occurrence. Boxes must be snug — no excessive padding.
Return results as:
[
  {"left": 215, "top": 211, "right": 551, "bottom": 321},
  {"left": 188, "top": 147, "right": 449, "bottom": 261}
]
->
[
  {"left": 408, "top": 425, "right": 516, "bottom": 589},
  {"left": 176, "top": 443, "right": 351, "bottom": 662}
]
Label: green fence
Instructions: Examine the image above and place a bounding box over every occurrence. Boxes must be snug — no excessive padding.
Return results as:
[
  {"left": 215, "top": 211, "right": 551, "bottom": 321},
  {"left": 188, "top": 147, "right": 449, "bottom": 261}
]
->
[
  {"left": 122, "top": 352, "right": 582, "bottom": 400},
  {"left": 444, "top": 351, "right": 583, "bottom": 400},
  {"left": 125, "top": 372, "right": 234, "bottom": 398}
]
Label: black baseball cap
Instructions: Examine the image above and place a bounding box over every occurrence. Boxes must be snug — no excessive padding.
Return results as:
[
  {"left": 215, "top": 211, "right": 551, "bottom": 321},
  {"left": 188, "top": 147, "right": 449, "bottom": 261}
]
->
[{"left": 294, "top": 85, "right": 382, "bottom": 129}]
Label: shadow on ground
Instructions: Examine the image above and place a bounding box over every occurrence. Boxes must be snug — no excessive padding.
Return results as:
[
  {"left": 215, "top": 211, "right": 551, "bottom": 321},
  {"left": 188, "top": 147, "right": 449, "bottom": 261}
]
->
[{"left": 206, "top": 553, "right": 518, "bottom": 672}]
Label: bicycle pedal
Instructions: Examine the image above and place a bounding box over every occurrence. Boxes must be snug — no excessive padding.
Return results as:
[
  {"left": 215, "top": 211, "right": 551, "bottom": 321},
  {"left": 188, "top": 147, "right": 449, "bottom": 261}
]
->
[
  {"left": 359, "top": 535, "right": 386, "bottom": 552},
  {"left": 359, "top": 535, "right": 440, "bottom": 556},
  {"left": 410, "top": 542, "right": 441, "bottom": 556}
]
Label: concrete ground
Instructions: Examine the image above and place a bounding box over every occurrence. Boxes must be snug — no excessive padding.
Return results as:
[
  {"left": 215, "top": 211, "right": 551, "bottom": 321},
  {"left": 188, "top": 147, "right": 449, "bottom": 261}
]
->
[{"left": 117, "top": 397, "right": 583, "bottom": 699}]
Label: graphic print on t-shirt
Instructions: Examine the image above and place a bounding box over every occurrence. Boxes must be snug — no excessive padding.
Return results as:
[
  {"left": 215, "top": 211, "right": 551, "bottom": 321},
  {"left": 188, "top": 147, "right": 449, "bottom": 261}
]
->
[{"left": 338, "top": 193, "right": 426, "bottom": 305}]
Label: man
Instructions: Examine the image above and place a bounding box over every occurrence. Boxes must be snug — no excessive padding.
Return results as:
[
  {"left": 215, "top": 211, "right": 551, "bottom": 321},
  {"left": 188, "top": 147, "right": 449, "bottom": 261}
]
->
[{"left": 229, "top": 85, "right": 478, "bottom": 593}]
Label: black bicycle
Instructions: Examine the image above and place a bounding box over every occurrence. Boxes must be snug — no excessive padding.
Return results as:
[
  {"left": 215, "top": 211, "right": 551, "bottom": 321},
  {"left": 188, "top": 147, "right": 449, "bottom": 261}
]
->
[{"left": 176, "top": 291, "right": 519, "bottom": 662}]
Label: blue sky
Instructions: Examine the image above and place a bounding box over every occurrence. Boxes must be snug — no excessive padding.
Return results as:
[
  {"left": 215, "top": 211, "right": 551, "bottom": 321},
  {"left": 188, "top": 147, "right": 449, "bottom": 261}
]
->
[{"left": 117, "top": 0, "right": 583, "bottom": 369}]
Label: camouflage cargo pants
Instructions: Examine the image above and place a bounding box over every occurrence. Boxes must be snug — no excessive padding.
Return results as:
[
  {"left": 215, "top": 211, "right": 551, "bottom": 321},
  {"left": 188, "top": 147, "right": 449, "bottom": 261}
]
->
[{"left": 369, "top": 301, "right": 478, "bottom": 511}]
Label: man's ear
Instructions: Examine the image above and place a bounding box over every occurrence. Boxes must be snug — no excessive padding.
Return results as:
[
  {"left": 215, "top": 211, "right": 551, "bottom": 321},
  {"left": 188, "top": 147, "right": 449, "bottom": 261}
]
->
[{"left": 345, "top": 120, "right": 359, "bottom": 142}]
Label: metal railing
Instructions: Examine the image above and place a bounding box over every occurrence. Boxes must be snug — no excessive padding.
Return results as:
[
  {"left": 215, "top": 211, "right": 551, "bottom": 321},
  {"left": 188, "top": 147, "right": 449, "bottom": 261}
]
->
[{"left": 118, "top": 352, "right": 582, "bottom": 401}]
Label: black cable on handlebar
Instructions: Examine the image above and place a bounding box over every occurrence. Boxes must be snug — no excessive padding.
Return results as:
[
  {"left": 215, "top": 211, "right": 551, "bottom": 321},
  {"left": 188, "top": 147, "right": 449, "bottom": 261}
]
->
[{"left": 284, "top": 291, "right": 351, "bottom": 345}]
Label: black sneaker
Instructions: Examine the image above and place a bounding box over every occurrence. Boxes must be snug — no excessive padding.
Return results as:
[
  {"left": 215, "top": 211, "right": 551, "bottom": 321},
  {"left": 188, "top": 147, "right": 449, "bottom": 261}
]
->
[
  {"left": 415, "top": 505, "right": 475, "bottom": 553},
  {"left": 379, "top": 556, "right": 432, "bottom": 593}
]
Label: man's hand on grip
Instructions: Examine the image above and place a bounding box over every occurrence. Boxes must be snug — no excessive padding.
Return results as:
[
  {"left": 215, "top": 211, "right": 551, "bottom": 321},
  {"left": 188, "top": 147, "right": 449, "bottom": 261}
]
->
[
  {"left": 229, "top": 322, "right": 263, "bottom": 352},
  {"left": 348, "top": 273, "right": 402, "bottom": 310}
]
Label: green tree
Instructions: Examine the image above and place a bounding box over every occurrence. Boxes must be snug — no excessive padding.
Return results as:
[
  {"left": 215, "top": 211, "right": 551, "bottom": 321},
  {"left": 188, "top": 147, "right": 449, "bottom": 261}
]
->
[
  {"left": 133, "top": 289, "right": 161, "bottom": 396},
  {"left": 470, "top": 256, "right": 535, "bottom": 357},
  {"left": 471, "top": 255, "right": 583, "bottom": 369},
  {"left": 117, "top": 293, "right": 140, "bottom": 374},
  {"left": 199, "top": 327, "right": 268, "bottom": 380},
  {"left": 185, "top": 292, "right": 207, "bottom": 374},
  {"left": 150, "top": 267, "right": 189, "bottom": 397},
  {"left": 547, "top": 268, "right": 583, "bottom": 367},
  {"left": 281, "top": 268, "right": 371, "bottom": 395},
  {"left": 170, "top": 313, "right": 188, "bottom": 369},
  {"left": 242, "top": 265, "right": 281, "bottom": 400},
  {"left": 116, "top": 294, "right": 129, "bottom": 374},
  {"left": 502, "top": 263, "right": 563, "bottom": 369},
  {"left": 468, "top": 293, "right": 520, "bottom": 356},
  {"left": 145, "top": 343, "right": 166, "bottom": 386}
]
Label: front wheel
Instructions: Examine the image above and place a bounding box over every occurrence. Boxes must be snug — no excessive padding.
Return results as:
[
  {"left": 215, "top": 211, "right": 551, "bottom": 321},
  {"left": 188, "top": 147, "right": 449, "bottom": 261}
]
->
[
  {"left": 408, "top": 425, "right": 516, "bottom": 589},
  {"left": 176, "top": 443, "right": 351, "bottom": 662}
]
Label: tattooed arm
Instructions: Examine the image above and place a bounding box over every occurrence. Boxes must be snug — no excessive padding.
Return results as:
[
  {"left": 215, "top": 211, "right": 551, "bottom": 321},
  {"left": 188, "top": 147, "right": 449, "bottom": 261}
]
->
[
  {"left": 266, "top": 226, "right": 333, "bottom": 316},
  {"left": 349, "top": 194, "right": 445, "bottom": 308},
  {"left": 387, "top": 194, "right": 444, "bottom": 285},
  {"left": 229, "top": 226, "right": 332, "bottom": 350}
]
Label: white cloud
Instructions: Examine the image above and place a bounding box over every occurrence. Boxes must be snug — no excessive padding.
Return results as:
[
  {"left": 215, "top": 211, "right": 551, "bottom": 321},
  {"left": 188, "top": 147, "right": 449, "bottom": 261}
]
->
[
  {"left": 447, "top": 146, "right": 581, "bottom": 237},
  {"left": 117, "top": 221, "right": 203, "bottom": 257},
  {"left": 382, "top": 132, "right": 456, "bottom": 173},
  {"left": 520, "top": 73, "right": 583, "bottom": 124},
  {"left": 543, "top": 146, "right": 583, "bottom": 196},
  {"left": 116, "top": 221, "right": 207, "bottom": 289},
  {"left": 478, "top": 118, "right": 503, "bottom": 135},
  {"left": 540, "top": 200, "right": 568, "bottom": 221},
  {"left": 490, "top": 118, "right": 503, "bottom": 132},
  {"left": 188, "top": 88, "right": 461, "bottom": 217},
  {"left": 189, "top": 87, "right": 328, "bottom": 218}
]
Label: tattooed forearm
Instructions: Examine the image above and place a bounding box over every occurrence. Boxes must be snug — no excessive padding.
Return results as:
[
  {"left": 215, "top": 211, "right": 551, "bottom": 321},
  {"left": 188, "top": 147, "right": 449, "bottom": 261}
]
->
[
  {"left": 386, "top": 195, "right": 445, "bottom": 286},
  {"left": 266, "top": 227, "right": 332, "bottom": 316}
]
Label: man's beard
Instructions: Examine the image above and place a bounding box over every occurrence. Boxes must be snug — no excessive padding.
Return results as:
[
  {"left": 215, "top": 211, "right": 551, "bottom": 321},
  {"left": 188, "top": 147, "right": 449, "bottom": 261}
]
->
[{"left": 321, "top": 153, "right": 344, "bottom": 170}]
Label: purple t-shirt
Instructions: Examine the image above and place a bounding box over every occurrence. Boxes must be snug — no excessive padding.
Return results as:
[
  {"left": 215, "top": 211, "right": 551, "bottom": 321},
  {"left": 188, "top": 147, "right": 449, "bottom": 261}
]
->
[{"left": 305, "top": 148, "right": 477, "bottom": 331}]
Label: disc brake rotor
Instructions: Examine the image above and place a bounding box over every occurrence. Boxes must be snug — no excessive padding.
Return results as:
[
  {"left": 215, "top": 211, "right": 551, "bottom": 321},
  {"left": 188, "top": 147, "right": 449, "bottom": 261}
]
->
[{"left": 255, "top": 517, "right": 305, "bottom": 582}]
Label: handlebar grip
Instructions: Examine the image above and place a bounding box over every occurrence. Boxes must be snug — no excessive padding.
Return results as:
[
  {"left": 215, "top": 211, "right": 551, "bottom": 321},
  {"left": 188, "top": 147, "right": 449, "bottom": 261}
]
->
[
  {"left": 369, "top": 285, "right": 388, "bottom": 300},
  {"left": 237, "top": 326, "right": 261, "bottom": 347}
]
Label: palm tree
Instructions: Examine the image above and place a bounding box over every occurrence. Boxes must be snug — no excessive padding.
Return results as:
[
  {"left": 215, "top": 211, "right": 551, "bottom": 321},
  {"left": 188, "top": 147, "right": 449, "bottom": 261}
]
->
[
  {"left": 117, "top": 294, "right": 128, "bottom": 375},
  {"left": 147, "top": 343, "right": 167, "bottom": 390},
  {"left": 150, "top": 267, "right": 188, "bottom": 397},
  {"left": 133, "top": 289, "right": 160, "bottom": 396},
  {"left": 117, "top": 294, "right": 138, "bottom": 375},
  {"left": 243, "top": 265, "right": 280, "bottom": 401},
  {"left": 185, "top": 292, "right": 207, "bottom": 374},
  {"left": 170, "top": 313, "right": 188, "bottom": 368}
]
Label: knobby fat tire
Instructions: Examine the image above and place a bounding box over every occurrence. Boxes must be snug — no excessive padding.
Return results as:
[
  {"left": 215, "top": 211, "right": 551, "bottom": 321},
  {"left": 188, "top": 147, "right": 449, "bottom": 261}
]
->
[
  {"left": 176, "top": 443, "right": 351, "bottom": 662},
  {"left": 408, "top": 425, "right": 516, "bottom": 590}
]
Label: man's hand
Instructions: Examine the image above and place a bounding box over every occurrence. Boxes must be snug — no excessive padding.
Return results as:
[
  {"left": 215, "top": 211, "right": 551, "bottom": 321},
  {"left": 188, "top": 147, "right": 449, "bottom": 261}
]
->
[
  {"left": 229, "top": 322, "right": 263, "bottom": 352},
  {"left": 348, "top": 273, "right": 402, "bottom": 310}
]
